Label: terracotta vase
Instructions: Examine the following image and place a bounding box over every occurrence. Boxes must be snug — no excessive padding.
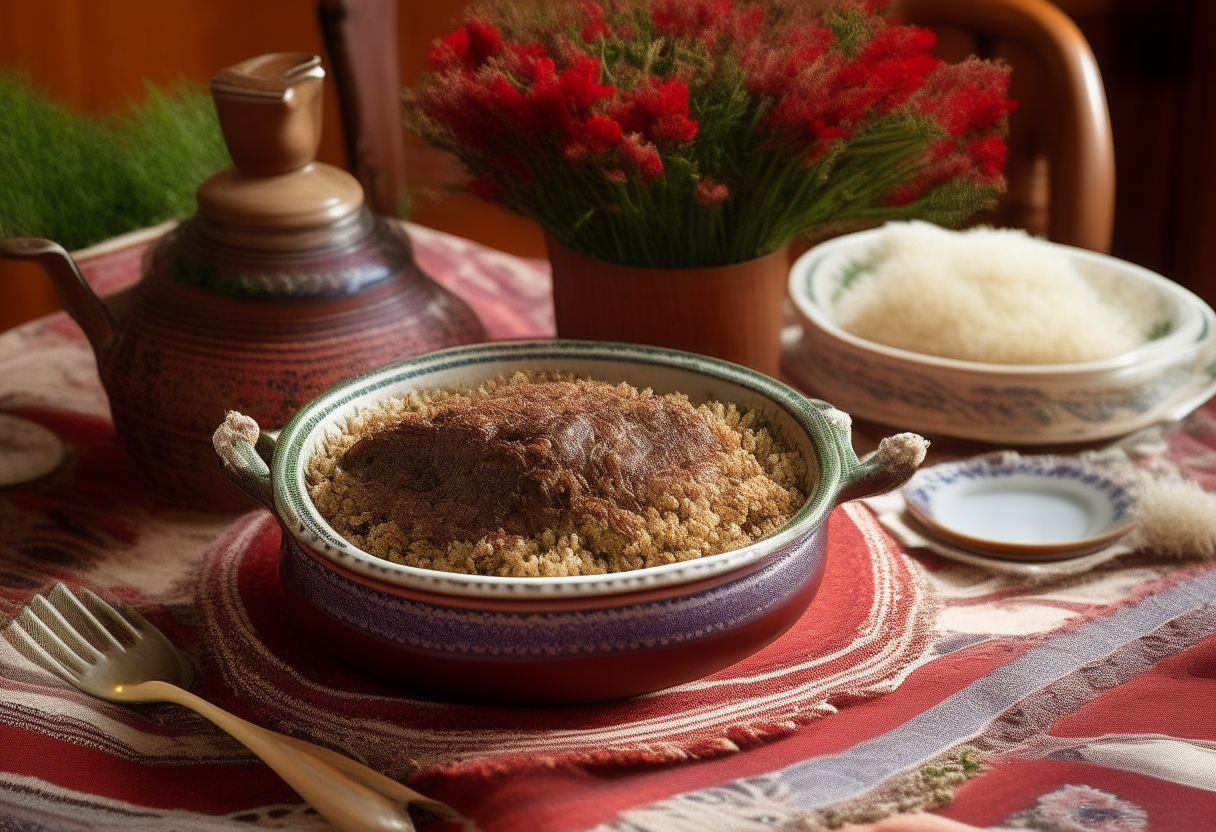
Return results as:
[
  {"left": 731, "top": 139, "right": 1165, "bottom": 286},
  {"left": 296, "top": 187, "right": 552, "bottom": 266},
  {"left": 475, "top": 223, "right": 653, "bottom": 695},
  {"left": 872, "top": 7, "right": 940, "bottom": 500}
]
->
[{"left": 546, "top": 235, "right": 790, "bottom": 377}]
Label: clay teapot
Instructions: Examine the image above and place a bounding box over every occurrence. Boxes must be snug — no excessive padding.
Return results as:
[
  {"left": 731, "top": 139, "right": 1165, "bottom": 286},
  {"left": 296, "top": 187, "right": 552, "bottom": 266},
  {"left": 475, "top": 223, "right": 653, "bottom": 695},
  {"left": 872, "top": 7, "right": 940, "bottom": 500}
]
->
[{"left": 0, "top": 53, "right": 484, "bottom": 510}]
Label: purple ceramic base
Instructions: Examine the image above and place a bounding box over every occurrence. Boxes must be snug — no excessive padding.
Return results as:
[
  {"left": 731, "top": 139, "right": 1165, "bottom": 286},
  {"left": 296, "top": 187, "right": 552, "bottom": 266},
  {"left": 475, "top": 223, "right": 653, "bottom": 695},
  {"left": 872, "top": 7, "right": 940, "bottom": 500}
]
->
[{"left": 279, "top": 523, "right": 828, "bottom": 703}]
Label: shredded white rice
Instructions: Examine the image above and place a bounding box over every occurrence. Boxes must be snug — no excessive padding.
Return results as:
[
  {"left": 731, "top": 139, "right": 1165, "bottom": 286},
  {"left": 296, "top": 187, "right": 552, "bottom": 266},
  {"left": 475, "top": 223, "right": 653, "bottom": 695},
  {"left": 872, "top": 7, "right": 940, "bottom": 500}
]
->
[{"left": 834, "top": 222, "right": 1145, "bottom": 364}]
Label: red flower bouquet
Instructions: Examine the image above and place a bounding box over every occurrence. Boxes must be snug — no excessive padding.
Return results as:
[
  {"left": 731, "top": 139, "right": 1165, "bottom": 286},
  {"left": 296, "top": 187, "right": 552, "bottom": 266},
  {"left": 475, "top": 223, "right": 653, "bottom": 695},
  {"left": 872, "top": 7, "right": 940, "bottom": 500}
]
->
[{"left": 405, "top": 0, "right": 1015, "bottom": 268}]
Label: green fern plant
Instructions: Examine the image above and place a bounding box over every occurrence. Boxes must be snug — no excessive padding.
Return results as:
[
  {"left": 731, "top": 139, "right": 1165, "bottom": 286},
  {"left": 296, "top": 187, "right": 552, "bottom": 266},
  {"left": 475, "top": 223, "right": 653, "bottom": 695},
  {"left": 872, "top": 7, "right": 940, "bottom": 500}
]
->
[{"left": 0, "top": 74, "right": 230, "bottom": 251}]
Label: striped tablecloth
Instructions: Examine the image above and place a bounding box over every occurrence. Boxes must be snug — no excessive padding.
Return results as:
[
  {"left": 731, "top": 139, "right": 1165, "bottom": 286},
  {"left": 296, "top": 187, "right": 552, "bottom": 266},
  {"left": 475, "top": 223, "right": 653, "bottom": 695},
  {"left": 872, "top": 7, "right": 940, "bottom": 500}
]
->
[{"left": 0, "top": 223, "right": 1213, "bottom": 832}]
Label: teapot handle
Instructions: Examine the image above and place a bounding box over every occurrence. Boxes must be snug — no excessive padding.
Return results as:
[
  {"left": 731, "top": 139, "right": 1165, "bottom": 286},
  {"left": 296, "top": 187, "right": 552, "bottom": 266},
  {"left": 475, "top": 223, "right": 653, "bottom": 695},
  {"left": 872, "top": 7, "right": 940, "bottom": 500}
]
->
[
  {"left": 0, "top": 238, "right": 117, "bottom": 358},
  {"left": 807, "top": 400, "right": 929, "bottom": 506},
  {"left": 212, "top": 411, "right": 277, "bottom": 509}
]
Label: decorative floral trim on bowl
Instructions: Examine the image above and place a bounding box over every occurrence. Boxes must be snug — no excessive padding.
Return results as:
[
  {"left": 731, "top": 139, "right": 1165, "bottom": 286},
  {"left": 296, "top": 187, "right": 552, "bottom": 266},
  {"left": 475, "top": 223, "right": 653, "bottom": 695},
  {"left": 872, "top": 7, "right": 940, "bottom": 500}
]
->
[{"left": 902, "top": 453, "right": 1137, "bottom": 560}]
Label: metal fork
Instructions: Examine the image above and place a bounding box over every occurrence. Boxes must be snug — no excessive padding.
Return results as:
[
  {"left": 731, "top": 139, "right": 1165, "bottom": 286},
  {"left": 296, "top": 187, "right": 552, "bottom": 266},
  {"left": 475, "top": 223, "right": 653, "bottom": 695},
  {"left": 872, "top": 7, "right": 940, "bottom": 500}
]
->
[{"left": 5, "top": 583, "right": 463, "bottom": 832}]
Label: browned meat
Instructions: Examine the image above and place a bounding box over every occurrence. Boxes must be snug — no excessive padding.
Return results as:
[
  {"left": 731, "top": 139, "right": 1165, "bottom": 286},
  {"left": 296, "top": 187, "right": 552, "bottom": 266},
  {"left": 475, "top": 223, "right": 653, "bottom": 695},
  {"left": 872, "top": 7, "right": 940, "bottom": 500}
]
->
[{"left": 340, "top": 381, "right": 719, "bottom": 546}]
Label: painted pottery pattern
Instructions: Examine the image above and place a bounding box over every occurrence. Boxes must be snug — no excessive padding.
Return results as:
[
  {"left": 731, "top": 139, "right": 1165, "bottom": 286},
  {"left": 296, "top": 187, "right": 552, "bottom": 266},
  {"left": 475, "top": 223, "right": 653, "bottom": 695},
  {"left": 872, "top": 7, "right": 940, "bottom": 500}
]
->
[
  {"left": 903, "top": 455, "right": 1137, "bottom": 525},
  {"left": 279, "top": 525, "right": 824, "bottom": 657},
  {"left": 97, "top": 219, "right": 485, "bottom": 509},
  {"left": 784, "top": 338, "right": 1200, "bottom": 436}
]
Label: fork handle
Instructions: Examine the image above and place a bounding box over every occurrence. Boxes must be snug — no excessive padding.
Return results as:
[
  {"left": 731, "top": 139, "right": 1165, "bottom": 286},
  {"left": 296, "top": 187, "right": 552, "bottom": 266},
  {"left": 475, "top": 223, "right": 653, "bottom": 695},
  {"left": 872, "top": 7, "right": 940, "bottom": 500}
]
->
[
  {"left": 270, "top": 732, "right": 460, "bottom": 822},
  {"left": 130, "top": 681, "right": 430, "bottom": 832}
]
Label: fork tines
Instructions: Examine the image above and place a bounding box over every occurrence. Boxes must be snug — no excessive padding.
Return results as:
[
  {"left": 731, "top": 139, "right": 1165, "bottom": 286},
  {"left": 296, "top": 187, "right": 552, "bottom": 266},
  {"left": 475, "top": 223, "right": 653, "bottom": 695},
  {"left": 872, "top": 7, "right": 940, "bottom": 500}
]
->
[{"left": 4, "top": 583, "right": 142, "bottom": 683}]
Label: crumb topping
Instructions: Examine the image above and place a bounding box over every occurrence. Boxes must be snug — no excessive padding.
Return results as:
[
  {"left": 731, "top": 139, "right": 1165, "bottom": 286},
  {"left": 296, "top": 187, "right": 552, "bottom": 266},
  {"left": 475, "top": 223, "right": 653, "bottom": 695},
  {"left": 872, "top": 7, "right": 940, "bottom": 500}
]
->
[{"left": 306, "top": 373, "right": 807, "bottom": 577}]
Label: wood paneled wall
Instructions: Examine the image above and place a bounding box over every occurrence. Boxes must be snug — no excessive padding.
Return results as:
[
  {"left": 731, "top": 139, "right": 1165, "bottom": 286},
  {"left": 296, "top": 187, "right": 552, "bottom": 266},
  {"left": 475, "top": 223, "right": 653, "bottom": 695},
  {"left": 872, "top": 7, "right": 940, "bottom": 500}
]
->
[{"left": 1072, "top": 0, "right": 1216, "bottom": 303}]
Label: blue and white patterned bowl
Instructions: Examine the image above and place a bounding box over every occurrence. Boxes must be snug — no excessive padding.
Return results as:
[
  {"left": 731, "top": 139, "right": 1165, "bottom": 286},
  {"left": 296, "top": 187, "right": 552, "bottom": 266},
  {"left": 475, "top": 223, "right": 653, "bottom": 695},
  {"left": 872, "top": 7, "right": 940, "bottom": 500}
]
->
[
  {"left": 215, "top": 340, "right": 926, "bottom": 703},
  {"left": 903, "top": 454, "right": 1138, "bottom": 560},
  {"left": 787, "top": 227, "right": 1216, "bottom": 445}
]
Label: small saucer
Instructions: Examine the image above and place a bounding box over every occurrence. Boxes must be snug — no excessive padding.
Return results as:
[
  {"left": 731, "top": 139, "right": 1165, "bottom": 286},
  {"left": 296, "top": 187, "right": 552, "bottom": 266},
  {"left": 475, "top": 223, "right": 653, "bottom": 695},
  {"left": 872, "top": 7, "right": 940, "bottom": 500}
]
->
[{"left": 902, "top": 454, "right": 1138, "bottom": 561}]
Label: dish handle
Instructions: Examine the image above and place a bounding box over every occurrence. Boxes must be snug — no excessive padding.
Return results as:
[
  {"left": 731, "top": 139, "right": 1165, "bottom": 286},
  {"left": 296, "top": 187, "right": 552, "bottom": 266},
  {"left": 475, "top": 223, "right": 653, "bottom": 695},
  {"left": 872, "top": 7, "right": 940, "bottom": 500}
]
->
[
  {"left": 808, "top": 402, "right": 929, "bottom": 506},
  {"left": 212, "top": 411, "right": 277, "bottom": 509}
]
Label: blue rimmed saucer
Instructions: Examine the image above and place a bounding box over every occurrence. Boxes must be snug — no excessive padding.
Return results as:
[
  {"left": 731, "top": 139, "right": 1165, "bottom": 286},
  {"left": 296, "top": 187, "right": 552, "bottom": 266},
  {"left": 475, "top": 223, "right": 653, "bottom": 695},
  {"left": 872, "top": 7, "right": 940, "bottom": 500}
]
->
[{"left": 902, "top": 454, "right": 1138, "bottom": 561}]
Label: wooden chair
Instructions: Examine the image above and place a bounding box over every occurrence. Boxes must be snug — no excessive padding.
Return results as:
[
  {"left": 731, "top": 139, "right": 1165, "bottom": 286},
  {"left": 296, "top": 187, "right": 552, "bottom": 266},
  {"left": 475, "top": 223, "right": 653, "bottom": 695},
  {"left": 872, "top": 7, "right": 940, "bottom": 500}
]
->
[
  {"left": 318, "top": 0, "right": 1116, "bottom": 253},
  {"left": 891, "top": 0, "right": 1116, "bottom": 252},
  {"left": 317, "top": 0, "right": 411, "bottom": 218}
]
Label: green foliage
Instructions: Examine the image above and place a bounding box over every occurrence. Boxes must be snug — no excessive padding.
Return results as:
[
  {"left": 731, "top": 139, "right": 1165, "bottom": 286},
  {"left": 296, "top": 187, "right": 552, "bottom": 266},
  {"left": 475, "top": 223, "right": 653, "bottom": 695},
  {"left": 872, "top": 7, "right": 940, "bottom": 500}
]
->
[
  {"left": 533, "top": 112, "right": 988, "bottom": 267},
  {"left": 0, "top": 74, "right": 230, "bottom": 251},
  {"left": 824, "top": 3, "right": 875, "bottom": 57}
]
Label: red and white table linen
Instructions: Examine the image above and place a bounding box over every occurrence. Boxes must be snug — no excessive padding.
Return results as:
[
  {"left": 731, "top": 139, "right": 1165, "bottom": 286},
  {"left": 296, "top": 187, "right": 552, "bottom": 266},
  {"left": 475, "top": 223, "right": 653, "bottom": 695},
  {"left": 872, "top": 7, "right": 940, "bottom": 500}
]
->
[{"left": 0, "top": 223, "right": 1213, "bottom": 832}]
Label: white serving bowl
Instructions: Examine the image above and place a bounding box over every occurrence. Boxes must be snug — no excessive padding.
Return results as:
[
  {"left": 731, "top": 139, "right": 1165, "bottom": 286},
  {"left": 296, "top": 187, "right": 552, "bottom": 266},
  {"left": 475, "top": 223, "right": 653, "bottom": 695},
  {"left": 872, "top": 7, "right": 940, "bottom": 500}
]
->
[{"left": 786, "top": 227, "right": 1216, "bottom": 445}]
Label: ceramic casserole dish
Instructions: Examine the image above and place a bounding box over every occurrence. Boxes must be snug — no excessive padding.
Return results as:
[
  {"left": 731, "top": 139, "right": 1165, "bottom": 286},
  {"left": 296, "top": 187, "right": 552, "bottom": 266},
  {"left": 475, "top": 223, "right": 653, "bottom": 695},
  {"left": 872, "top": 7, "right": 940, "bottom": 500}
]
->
[{"left": 213, "top": 340, "right": 926, "bottom": 704}]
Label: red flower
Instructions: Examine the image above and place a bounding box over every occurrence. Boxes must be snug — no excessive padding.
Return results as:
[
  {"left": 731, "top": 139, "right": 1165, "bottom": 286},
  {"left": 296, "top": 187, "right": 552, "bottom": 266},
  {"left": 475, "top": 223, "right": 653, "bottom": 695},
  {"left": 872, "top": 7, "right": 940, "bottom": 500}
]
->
[
  {"left": 609, "top": 81, "right": 698, "bottom": 145},
  {"left": 652, "top": 0, "right": 765, "bottom": 52},
  {"left": 580, "top": 0, "right": 610, "bottom": 41},
  {"left": 559, "top": 56, "right": 615, "bottom": 111},
  {"left": 847, "top": 26, "right": 941, "bottom": 115},
  {"left": 406, "top": 0, "right": 1014, "bottom": 262},
  {"left": 747, "top": 16, "right": 946, "bottom": 165},
  {"left": 427, "top": 19, "right": 504, "bottom": 71},
  {"left": 466, "top": 20, "right": 504, "bottom": 64},
  {"left": 652, "top": 0, "right": 735, "bottom": 40},
  {"left": 427, "top": 29, "right": 469, "bottom": 71},
  {"left": 502, "top": 42, "right": 553, "bottom": 78},
  {"left": 967, "top": 135, "right": 1008, "bottom": 179},
  {"left": 884, "top": 132, "right": 1008, "bottom": 206},
  {"left": 582, "top": 19, "right": 611, "bottom": 40},
  {"left": 563, "top": 114, "right": 625, "bottom": 163},
  {"left": 619, "top": 135, "right": 664, "bottom": 181},
  {"left": 694, "top": 178, "right": 731, "bottom": 206},
  {"left": 744, "top": 25, "right": 836, "bottom": 99},
  {"left": 877, "top": 56, "right": 1014, "bottom": 204},
  {"left": 918, "top": 57, "right": 1017, "bottom": 138}
]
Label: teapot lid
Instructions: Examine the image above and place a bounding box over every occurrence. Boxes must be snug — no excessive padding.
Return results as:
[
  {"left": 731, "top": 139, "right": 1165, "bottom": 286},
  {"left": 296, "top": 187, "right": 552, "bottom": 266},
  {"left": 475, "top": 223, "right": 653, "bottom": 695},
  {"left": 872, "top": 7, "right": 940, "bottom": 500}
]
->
[{"left": 195, "top": 53, "right": 370, "bottom": 252}]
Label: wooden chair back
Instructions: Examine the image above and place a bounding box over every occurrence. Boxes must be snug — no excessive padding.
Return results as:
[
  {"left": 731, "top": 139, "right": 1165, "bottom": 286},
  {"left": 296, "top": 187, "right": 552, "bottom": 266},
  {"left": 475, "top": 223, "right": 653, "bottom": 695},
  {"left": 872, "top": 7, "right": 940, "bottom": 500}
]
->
[
  {"left": 892, "top": 0, "right": 1116, "bottom": 251},
  {"left": 317, "top": 0, "right": 410, "bottom": 218}
]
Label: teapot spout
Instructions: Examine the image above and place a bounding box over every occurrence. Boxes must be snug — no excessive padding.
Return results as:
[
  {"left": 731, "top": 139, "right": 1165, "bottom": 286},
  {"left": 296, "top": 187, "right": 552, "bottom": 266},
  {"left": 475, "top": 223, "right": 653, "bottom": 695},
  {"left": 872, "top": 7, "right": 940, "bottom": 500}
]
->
[{"left": 0, "top": 238, "right": 117, "bottom": 357}]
